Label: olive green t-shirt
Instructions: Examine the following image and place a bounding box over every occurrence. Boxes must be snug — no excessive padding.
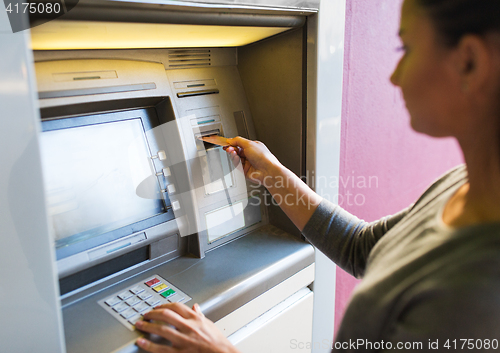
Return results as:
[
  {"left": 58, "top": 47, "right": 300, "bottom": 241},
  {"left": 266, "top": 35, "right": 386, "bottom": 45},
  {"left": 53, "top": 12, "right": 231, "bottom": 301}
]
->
[{"left": 302, "top": 165, "right": 500, "bottom": 352}]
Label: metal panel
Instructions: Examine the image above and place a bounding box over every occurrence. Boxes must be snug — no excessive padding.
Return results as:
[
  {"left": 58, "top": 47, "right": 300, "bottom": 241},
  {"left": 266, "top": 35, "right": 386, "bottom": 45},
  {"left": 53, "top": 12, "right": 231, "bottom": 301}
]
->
[
  {"left": 237, "top": 27, "right": 304, "bottom": 237},
  {"left": 61, "top": 225, "right": 314, "bottom": 353},
  {"left": 215, "top": 264, "right": 314, "bottom": 337},
  {"left": 169, "top": 0, "right": 319, "bottom": 11},
  {"left": 229, "top": 289, "right": 314, "bottom": 352},
  {"left": 34, "top": 1, "right": 310, "bottom": 27},
  {"left": 0, "top": 10, "right": 65, "bottom": 353},
  {"left": 34, "top": 48, "right": 238, "bottom": 70},
  {"left": 307, "top": 0, "right": 347, "bottom": 351},
  {"left": 39, "top": 82, "right": 157, "bottom": 99}
]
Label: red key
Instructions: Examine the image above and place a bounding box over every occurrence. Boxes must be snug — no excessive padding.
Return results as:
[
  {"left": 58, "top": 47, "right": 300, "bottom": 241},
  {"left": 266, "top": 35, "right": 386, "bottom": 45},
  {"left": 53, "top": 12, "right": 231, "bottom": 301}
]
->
[{"left": 145, "top": 278, "right": 160, "bottom": 287}]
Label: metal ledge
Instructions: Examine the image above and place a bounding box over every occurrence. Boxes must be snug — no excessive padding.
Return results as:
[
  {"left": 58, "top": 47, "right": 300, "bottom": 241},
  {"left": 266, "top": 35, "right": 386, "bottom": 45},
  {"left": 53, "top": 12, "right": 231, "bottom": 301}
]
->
[{"left": 31, "top": 0, "right": 310, "bottom": 27}]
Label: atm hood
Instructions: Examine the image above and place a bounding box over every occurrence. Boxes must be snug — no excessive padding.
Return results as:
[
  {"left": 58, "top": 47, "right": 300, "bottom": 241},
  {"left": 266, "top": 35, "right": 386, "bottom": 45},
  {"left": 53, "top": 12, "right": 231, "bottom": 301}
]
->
[{"left": 30, "top": 0, "right": 317, "bottom": 50}]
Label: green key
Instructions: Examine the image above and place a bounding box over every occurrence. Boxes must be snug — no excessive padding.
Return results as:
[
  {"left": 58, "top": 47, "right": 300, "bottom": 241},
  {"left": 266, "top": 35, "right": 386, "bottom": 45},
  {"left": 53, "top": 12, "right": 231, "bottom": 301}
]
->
[{"left": 160, "top": 289, "right": 176, "bottom": 298}]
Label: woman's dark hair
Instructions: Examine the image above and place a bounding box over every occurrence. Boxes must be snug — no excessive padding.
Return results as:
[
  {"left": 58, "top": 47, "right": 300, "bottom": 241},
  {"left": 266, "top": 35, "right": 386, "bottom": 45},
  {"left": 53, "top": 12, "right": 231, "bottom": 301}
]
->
[{"left": 416, "top": 0, "right": 500, "bottom": 46}]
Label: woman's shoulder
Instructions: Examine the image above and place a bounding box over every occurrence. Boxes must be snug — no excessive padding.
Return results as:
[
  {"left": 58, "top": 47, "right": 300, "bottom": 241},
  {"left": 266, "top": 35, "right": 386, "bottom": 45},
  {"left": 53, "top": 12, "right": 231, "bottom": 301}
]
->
[{"left": 410, "top": 164, "right": 467, "bottom": 211}]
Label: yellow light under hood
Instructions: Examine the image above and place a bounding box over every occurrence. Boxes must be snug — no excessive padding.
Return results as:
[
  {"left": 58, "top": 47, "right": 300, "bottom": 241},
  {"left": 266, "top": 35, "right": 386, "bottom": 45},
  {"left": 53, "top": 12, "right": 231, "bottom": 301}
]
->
[{"left": 30, "top": 20, "right": 291, "bottom": 50}]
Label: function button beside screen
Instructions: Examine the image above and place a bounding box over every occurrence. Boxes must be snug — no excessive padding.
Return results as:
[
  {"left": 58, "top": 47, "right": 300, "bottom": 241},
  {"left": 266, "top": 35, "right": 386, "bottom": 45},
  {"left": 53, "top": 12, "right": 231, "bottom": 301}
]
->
[
  {"left": 129, "top": 286, "right": 144, "bottom": 294},
  {"left": 113, "top": 302, "right": 129, "bottom": 313},
  {"left": 145, "top": 278, "right": 160, "bottom": 287},
  {"left": 105, "top": 296, "right": 122, "bottom": 307},
  {"left": 158, "top": 151, "right": 167, "bottom": 161},
  {"left": 167, "top": 184, "right": 176, "bottom": 194},
  {"left": 160, "top": 289, "right": 176, "bottom": 298},
  {"left": 152, "top": 283, "right": 168, "bottom": 293},
  {"left": 118, "top": 291, "right": 134, "bottom": 300},
  {"left": 138, "top": 292, "right": 152, "bottom": 301},
  {"left": 163, "top": 168, "right": 171, "bottom": 177},
  {"left": 146, "top": 298, "right": 161, "bottom": 307},
  {"left": 172, "top": 200, "right": 180, "bottom": 211},
  {"left": 121, "top": 308, "right": 137, "bottom": 319},
  {"left": 125, "top": 296, "right": 141, "bottom": 307}
]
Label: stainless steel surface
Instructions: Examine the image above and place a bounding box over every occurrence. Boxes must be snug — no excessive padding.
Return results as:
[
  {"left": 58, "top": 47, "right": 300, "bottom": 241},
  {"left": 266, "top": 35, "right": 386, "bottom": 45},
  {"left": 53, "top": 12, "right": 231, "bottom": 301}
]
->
[
  {"left": 238, "top": 28, "right": 304, "bottom": 237},
  {"left": 62, "top": 0, "right": 318, "bottom": 15},
  {"left": 39, "top": 0, "right": 311, "bottom": 27},
  {"left": 57, "top": 220, "right": 179, "bottom": 278},
  {"left": 179, "top": 0, "right": 319, "bottom": 10},
  {"left": 62, "top": 225, "right": 314, "bottom": 353},
  {"left": 38, "top": 82, "right": 157, "bottom": 99},
  {"left": 34, "top": 48, "right": 238, "bottom": 70}
]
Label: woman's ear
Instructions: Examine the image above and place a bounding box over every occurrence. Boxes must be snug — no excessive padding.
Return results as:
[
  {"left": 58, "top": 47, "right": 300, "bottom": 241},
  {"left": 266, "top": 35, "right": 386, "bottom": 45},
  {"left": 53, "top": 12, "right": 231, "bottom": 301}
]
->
[{"left": 455, "top": 35, "right": 492, "bottom": 93}]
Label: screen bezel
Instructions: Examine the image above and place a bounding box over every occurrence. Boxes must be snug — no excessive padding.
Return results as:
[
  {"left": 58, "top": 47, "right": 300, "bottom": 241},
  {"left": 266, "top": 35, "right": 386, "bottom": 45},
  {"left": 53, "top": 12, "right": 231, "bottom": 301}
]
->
[{"left": 41, "top": 107, "right": 175, "bottom": 260}]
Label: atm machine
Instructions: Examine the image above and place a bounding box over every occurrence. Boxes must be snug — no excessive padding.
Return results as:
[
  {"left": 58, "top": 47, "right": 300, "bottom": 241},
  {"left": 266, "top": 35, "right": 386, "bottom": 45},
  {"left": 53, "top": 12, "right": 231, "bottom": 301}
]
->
[{"left": 0, "top": 0, "right": 346, "bottom": 352}]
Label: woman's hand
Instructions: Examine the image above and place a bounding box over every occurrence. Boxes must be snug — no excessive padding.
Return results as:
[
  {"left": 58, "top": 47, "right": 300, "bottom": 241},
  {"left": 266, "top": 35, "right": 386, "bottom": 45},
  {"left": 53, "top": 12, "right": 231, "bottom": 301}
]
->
[
  {"left": 223, "top": 136, "right": 283, "bottom": 184},
  {"left": 135, "top": 302, "right": 240, "bottom": 353},
  {"left": 224, "top": 136, "right": 321, "bottom": 231}
]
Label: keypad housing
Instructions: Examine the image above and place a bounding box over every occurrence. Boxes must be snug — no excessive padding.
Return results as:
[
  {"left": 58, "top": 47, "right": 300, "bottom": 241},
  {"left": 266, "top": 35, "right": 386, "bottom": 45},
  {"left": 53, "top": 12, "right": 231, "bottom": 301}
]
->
[{"left": 98, "top": 274, "right": 191, "bottom": 331}]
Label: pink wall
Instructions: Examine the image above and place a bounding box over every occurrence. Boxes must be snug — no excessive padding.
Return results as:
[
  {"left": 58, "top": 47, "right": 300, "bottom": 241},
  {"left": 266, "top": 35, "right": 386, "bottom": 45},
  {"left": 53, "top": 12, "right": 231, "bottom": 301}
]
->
[{"left": 335, "top": 0, "right": 464, "bottom": 335}]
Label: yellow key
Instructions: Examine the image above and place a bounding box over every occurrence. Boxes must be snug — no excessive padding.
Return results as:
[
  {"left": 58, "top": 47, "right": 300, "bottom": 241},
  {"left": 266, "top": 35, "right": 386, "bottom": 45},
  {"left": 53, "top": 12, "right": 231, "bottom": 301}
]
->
[{"left": 152, "top": 283, "right": 168, "bottom": 293}]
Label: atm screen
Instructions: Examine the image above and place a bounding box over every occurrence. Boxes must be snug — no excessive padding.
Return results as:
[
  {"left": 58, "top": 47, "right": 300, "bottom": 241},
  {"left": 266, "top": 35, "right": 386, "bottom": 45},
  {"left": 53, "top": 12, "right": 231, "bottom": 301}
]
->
[{"left": 40, "top": 114, "right": 169, "bottom": 260}]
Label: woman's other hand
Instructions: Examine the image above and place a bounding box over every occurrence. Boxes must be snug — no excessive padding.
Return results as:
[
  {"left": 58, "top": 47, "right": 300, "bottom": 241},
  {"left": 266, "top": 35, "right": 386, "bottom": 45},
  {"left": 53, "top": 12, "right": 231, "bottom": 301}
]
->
[
  {"left": 135, "top": 302, "right": 240, "bottom": 353},
  {"left": 223, "top": 136, "right": 283, "bottom": 184}
]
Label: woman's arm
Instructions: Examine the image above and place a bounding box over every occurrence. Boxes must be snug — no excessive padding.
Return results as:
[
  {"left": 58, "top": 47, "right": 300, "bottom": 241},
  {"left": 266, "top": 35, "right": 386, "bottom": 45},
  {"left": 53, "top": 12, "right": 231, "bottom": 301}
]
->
[
  {"left": 225, "top": 137, "right": 410, "bottom": 278},
  {"left": 224, "top": 137, "right": 322, "bottom": 231},
  {"left": 303, "top": 200, "right": 410, "bottom": 278}
]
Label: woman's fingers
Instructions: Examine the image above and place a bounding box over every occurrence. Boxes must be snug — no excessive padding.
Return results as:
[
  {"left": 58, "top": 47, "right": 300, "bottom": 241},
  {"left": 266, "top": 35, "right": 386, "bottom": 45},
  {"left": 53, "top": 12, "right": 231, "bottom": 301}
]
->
[
  {"left": 243, "top": 160, "right": 252, "bottom": 176},
  {"left": 143, "top": 308, "right": 191, "bottom": 332},
  {"left": 227, "top": 136, "right": 249, "bottom": 149},
  {"left": 153, "top": 303, "right": 195, "bottom": 319},
  {"left": 135, "top": 321, "right": 184, "bottom": 347},
  {"left": 192, "top": 303, "right": 204, "bottom": 317},
  {"left": 225, "top": 146, "right": 245, "bottom": 158},
  {"left": 136, "top": 303, "right": 239, "bottom": 353},
  {"left": 136, "top": 337, "right": 174, "bottom": 353},
  {"left": 229, "top": 152, "right": 243, "bottom": 171}
]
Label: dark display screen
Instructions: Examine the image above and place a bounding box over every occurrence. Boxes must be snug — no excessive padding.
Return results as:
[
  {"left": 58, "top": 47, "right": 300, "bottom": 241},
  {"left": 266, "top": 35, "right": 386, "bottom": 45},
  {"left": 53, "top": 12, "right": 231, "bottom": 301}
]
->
[{"left": 40, "top": 118, "right": 166, "bottom": 257}]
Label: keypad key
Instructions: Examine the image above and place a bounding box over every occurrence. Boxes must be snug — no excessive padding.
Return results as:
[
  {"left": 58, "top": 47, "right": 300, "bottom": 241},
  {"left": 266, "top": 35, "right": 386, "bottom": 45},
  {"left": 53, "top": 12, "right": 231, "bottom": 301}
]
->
[
  {"left": 145, "top": 278, "right": 160, "bottom": 287},
  {"left": 118, "top": 291, "right": 133, "bottom": 300},
  {"left": 160, "top": 289, "right": 176, "bottom": 298},
  {"left": 121, "top": 308, "right": 137, "bottom": 319},
  {"left": 129, "top": 286, "right": 145, "bottom": 294},
  {"left": 105, "top": 296, "right": 121, "bottom": 307},
  {"left": 125, "top": 296, "right": 141, "bottom": 307},
  {"left": 152, "top": 283, "right": 168, "bottom": 293},
  {"left": 113, "top": 302, "right": 129, "bottom": 313},
  {"left": 167, "top": 294, "right": 185, "bottom": 303},
  {"left": 138, "top": 292, "right": 152, "bottom": 300},
  {"left": 146, "top": 298, "right": 161, "bottom": 307},
  {"left": 134, "top": 302, "right": 150, "bottom": 313},
  {"left": 128, "top": 314, "right": 143, "bottom": 326}
]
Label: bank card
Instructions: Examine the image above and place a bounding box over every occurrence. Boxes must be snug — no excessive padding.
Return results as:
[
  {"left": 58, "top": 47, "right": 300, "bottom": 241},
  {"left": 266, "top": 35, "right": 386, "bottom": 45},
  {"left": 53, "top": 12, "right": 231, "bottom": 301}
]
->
[{"left": 198, "top": 135, "right": 230, "bottom": 147}]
